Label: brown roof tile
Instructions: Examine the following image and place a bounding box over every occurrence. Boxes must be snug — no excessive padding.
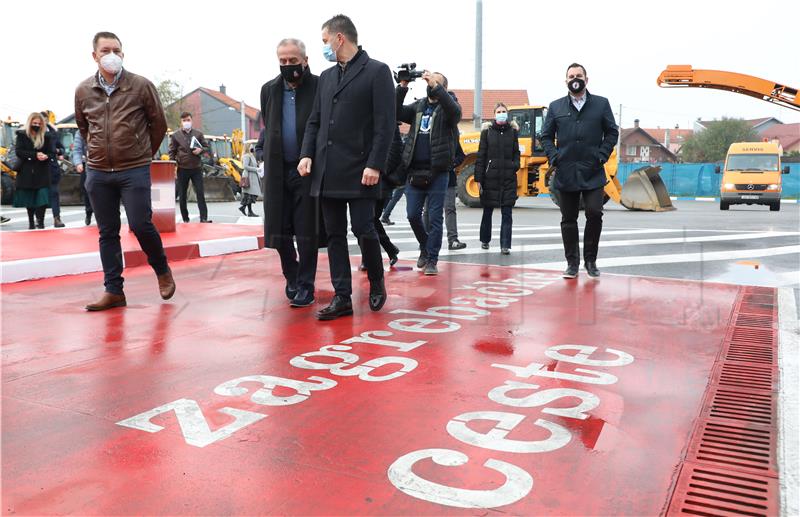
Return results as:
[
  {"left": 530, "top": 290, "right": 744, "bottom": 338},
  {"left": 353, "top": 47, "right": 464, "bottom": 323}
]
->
[{"left": 449, "top": 89, "right": 530, "bottom": 120}]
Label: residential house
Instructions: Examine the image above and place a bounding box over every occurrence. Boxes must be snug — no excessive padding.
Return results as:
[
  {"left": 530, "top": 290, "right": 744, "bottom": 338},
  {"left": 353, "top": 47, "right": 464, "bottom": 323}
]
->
[
  {"left": 693, "top": 117, "right": 783, "bottom": 135},
  {"left": 166, "top": 85, "right": 262, "bottom": 139},
  {"left": 619, "top": 120, "right": 679, "bottom": 163},
  {"left": 761, "top": 123, "right": 800, "bottom": 153},
  {"left": 643, "top": 126, "right": 693, "bottom": 155}
]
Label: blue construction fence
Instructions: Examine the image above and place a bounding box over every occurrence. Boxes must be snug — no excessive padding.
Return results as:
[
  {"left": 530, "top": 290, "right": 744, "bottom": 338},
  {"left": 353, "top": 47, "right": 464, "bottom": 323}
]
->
[{"left": 616, "top": 163, "right": 800, "bottom": 199}]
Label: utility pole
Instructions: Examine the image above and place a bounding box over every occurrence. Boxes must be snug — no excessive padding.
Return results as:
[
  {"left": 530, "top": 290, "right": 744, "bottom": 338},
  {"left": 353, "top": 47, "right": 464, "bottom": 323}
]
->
[
  {"left": 241, "top": 99, "right": 246, "bottom": 139},
  {"left": 474, "top": 0, "right": 483, "bottom": 130},
  {"left": 617, "top": 103, "right": 622, "bottom": 159}
]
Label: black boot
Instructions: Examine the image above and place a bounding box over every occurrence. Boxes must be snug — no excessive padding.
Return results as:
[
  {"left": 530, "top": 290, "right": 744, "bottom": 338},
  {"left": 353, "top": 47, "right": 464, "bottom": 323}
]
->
[
  {"left": 35, "top": 207, "right": 46, "bottom": 229},
  {"left": 247, "top": 204, "right": 258, "bottom": 217},
  {"left": 27, "top": 208, "right": 35, "bottom": 230}
]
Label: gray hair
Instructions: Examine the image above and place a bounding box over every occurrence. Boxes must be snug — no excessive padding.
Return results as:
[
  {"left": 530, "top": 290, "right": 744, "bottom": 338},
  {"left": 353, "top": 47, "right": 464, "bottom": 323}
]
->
[{"left": 277, "top": 38, "right": 306, "bottom": 57}]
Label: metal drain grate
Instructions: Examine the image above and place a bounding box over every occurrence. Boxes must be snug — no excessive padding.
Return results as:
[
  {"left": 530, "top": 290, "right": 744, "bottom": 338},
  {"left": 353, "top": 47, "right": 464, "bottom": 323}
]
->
[
  {"left": 716, "top": 362, "right": 777, "bottom": 392},
  {"left": 690, "top": 420, "right": 777, "bottom": 475},
  {"left": 669, "top": 286, "right": 780, "bottom": 514},
  {"left": 708, "top": 389, "right": 774, "bottom": 426},
  {"left": 667, "top": 463, "right": 779, "bottom": 517},
  {"left": 733, "top": 313, "right": 774, "bottom": 329},
  {"left": 725, "top": 344, "right": 774, "bottom": 365}
]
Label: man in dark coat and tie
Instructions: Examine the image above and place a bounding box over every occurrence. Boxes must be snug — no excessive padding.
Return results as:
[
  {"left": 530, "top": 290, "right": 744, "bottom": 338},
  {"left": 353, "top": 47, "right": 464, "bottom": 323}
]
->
[
  {"left": 260, "top": 38, "right": 324, "bottom": 308},
  {"left": 298, "top": 14, "right": 395, "bottom": 320},
  {"left": 541, "top": 62, "right": 619, "bottom": 280}
]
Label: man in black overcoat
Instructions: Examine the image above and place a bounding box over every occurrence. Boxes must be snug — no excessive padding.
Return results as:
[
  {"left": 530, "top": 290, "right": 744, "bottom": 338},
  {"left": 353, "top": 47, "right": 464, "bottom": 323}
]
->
[
  {"left": 260, "top": 38, "right": 324, "bottom": 308},
  {"left": 298, "top": 14, "right": 395, "bottom": 320},
  {"left": 541, "top": 63, "right": 619, "bottom": 279}
]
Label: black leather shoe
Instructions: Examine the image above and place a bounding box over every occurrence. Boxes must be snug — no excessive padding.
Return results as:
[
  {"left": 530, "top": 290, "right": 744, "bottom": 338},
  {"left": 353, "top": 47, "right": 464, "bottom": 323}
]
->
[
  {"left": 380, "top": 217, "right": 395, "bottom": 226},
  {"left": 85, "top": 213, "right": 92, "bottom": 226},
  {"left": 369, "top": 279, "right": 387, "bottom": 312},
  {"left": 290, "top": 288, "right": 315, "bottom": 308},
  {"left": 416, "top": 251, "right": 428, "bottom": 269},
  {"left": 285, "top": 283, "right": 299, "bottom": 300},
  {"left": 449, "top": 240, "right": 467, "bottom": 250},
  {"left": 317, "top": 295, "right": 353, "bottom": 320},
  {"left": 359, "top": 263, "right": 367, "bottom": 271},
  {"left": 200, "top": 219, "right": 213, "bottom": 223},
  {"left": 388, "top": 249, "right": 399, "bottom": 266},
  {"left": 562, "top": 264, "right": 579, "bottom": 279},
  {"left": 585, "top": 262, "right": 600, "bottom": 278},
  {"left": 481, "top": 242, "right": 489, "bottom": 250}
]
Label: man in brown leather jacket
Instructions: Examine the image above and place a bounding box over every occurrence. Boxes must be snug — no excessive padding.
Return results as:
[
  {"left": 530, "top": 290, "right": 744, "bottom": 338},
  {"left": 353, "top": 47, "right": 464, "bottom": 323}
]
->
[
  {"left": 75, "top": 31, "right": 175, "bottom": 311},
  {"left": 169, "top": 112, "right": 211, "bottom": 223}
]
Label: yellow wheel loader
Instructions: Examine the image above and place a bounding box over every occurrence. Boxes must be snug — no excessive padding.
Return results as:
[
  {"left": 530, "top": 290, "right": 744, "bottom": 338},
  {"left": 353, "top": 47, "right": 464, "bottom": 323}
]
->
[{"left": 455, "top": 105, "right": 674, "bottom": 211}]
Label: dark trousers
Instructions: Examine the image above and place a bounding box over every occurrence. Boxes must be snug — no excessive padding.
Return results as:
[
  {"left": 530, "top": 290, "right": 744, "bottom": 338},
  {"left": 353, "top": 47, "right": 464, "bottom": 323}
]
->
[
  {"left": 276, "top": 164, "right": 319, "bottom": 292},
  {"left": 381, "top": 186, "right": 405, "bottom": 219},
  {"left": 406, "top": 171, "right": 448, "bottom": 263},
  {"left": 373, "top": 198, "right": 399, "bottom": 258},
  {"left": 321, "top": 197, "right": 383, "bottom": 297},
  {"left": 79, "top": 167, "right": 93, "bottom": 216},
  {"left": 480, "top": 205, "right": 513, "bottom": 249},
  {"left": 86, "top": 166, "right": 169, "bottom": 295},
  {"left": 559, "top": 187, "right": 604, "bottom": 265},
  {"left": 49, "top": 164, "right": 61, "bottom": 217},
  {"left": 176, "top": 168, "right": 208, "bottom": 221}
]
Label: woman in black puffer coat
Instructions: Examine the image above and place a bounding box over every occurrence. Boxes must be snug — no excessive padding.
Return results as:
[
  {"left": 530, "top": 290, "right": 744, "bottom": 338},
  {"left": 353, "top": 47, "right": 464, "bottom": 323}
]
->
[{"left": 474, "top": 103, "right": 520, "bottom": 254}]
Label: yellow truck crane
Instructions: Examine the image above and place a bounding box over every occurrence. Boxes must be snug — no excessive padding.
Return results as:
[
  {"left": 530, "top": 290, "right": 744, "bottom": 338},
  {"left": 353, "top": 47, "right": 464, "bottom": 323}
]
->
[{"left": 455, "top": 105, "right": 673, "bottom": 211}]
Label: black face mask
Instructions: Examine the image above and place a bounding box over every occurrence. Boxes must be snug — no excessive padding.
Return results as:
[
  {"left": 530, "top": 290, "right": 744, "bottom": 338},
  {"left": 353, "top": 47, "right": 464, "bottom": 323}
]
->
[
  {"left": 280, "top": 64, "right": 304, "bottom": 83},
  {"left": 30, "top": 125, "right": 40, "bottom": 133},
  {"left": 568, "top": 78, "right": 586, "bottom": 94}
]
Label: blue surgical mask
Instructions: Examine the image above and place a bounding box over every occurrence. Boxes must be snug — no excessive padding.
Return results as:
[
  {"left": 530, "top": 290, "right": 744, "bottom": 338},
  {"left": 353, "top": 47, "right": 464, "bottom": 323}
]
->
[
  {"left": 496, "top": 112, "right": 508, "bottom": 124},
  {"left": 322, "top": 40, "right": 337, "bottom": 62}
]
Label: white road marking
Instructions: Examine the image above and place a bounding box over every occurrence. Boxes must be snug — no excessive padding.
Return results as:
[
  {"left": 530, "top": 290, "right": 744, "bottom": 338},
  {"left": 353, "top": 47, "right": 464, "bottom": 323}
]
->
[
  {"left": 395, "top": 232, "right": 800, "bottom": 258},
  {"left": 516, "top": 245, "right": 800, "bottom": 270}
]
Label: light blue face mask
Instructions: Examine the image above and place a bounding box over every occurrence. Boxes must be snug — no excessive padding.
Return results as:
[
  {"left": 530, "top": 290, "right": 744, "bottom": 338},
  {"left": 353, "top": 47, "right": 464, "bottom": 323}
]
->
[
  {"left": 322, "top": 40, "right": 337, "bottom": 62},
  {"left": 496, "top": 112, "right": 508, "bottom": 124}
]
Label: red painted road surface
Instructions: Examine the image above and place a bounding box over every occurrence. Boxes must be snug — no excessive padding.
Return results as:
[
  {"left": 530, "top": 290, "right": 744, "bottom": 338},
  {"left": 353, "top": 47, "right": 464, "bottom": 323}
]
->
[
  {"left": 0, "top": 223, "right": 263, "bottom": 262},
  {"left": 2, "top": 251, "right": 773, "bottom": 515}
]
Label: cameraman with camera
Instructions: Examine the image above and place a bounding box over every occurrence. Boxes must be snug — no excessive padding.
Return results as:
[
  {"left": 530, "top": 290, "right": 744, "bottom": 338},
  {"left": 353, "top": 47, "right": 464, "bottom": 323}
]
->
[{"left": 396, "top": 65, "right": 461, "bottom": 276}]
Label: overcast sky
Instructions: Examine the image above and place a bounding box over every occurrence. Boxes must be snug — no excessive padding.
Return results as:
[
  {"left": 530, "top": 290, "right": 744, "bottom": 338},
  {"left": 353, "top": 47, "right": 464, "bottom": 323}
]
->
[{"left": 4, "top": 0, "right": 799, "bottom": 131}]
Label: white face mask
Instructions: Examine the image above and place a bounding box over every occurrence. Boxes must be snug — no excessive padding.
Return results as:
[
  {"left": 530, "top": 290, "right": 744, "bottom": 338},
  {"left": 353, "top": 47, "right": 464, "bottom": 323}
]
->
[
  {"left": 99, "top": 53, "right": 123, "bottom": 74},
  {"left": 181, "top": 121, "right": 192, "bottom": 130}
]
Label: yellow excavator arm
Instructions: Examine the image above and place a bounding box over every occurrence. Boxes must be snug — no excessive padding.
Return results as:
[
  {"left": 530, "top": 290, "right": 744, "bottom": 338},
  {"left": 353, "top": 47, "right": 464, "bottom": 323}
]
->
[{"left": 657, "top": 65, "right": 799, "bottom": 112}]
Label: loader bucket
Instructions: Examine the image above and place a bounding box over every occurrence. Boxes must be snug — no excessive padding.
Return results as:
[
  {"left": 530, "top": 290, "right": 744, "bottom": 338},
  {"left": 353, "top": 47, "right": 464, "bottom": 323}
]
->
[
  {"left": 193, "top": 176, "right": 236, "bottom": 202},
  {"left": 620, "top": 166, "right": 675, "bottom": 211}
]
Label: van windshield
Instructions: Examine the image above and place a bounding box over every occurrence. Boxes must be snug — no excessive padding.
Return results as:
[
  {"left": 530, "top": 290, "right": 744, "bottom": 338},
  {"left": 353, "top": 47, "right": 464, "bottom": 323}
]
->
[{"left": 727, "top": 154, "right": 779, "bottom": 172}]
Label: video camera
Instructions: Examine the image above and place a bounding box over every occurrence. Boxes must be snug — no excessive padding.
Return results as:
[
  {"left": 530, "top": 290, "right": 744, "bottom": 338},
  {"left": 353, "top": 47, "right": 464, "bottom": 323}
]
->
[{"left": 394, "top": 63, "right": 424, "bottom": 83}]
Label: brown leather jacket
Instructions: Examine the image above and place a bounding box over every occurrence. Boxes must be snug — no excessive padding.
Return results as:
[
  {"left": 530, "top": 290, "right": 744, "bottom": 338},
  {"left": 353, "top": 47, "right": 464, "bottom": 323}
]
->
[{"left": 74, "top": 69, "right": 167, "bottom": 172}]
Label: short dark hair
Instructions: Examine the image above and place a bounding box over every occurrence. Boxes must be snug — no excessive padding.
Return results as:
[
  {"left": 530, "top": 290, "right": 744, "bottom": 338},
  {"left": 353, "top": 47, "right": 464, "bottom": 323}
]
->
[
  {"left": 180, "top": 112, "right": 192, "bottom": 119},
  {"left": 433, "top": 72, "right": 449, "bottom": 89},
  {"left": 321, "top": 14, "right": 358, "bottom": 44},
  {"left": 93, "top": 31, "right": 121, "bottom": 51},
  {"left": 566, "top": 63, "right": 587, "bottom": 77}
]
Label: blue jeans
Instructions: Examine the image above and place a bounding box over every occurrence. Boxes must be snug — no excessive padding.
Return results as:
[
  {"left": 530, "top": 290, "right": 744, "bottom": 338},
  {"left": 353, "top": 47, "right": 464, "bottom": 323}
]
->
[
  {"left": 480, "top": 206, "right": 513, "bottom": 249},
  {"left": 406, "top": 171, "right": 448, "bottom": 264},
  {"left": 85, "top": 165, "right": 169, "bottom": 295}
]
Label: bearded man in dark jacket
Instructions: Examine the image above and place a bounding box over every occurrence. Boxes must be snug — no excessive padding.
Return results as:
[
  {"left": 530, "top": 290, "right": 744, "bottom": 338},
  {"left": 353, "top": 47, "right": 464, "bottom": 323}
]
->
[{"left": 541, "top": 62, "right": 619, "bottom": 279}]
